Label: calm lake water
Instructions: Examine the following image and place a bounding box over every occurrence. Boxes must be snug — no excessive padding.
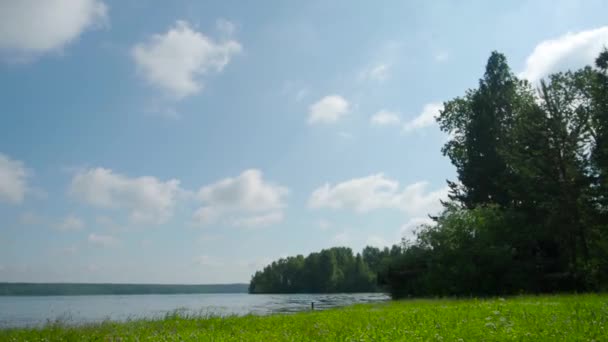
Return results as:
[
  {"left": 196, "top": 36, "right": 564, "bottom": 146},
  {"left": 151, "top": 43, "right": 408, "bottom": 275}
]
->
[{"left": 0, "top": 293, "right": 389, "bottom": 328}]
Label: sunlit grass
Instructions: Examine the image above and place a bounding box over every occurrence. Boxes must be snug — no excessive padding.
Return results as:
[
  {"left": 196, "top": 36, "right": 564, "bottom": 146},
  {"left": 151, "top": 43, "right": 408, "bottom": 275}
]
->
[{"left": 1, "top": 294, "right": 606, "bottom": 341}]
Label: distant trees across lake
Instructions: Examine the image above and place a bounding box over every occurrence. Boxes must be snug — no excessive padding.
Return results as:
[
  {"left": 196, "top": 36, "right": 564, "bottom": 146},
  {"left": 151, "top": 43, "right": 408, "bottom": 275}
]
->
[
  {"left": 249, "top": 247, "right": 400, "bottom": 293},
  {"left": 0, "top": 283, "right": 249, "bottom": 296},
  {"left": 251, "top": 49, "right": 608, "bottom": 298}
]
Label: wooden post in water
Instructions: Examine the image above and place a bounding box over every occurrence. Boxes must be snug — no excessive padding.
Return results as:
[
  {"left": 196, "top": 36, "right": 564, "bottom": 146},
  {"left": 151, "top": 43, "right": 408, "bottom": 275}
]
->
[{"left": 311, "top": 302, "right": 314, "bottom": 311}]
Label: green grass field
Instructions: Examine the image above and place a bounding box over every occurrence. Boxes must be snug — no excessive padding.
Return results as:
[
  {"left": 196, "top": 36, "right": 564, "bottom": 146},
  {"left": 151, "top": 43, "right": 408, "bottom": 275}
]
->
[{"left": 1, "top": 294, "right": 606, "bottom": 341}]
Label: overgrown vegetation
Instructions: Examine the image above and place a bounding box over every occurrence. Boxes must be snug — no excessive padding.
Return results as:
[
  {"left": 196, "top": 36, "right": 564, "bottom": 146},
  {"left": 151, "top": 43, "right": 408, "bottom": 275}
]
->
[{"left": 2, "top": 294, "right": 606, "bottom": 341}]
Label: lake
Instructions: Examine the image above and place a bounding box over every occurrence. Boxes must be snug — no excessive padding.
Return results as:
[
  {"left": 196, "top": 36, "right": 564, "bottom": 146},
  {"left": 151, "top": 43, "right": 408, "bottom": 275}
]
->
[{"left": 0, "top": 293, "right": 389, "bottom": 328}]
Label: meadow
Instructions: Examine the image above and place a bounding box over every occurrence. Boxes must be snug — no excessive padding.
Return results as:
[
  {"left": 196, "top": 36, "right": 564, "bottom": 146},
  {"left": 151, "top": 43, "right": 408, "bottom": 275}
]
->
[{"left": 1, "top": 294, "right": 606, "bottom": 341}]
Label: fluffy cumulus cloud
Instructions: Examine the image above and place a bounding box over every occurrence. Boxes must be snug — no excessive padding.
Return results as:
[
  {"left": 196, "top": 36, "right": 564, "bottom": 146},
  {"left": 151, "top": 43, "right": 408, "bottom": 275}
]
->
[
  {"left": 309, "top": 174, "right": 448, "bottom": 217},
  {"left": 0, "top": 0, "right": 107, "bottom": 58},
  {"left": 194, "top": 169, "right": 288, "bottom": 227},
  {"left": 370, "top": 110, "right": 400, "bottom": 126},
  {"left": 132, "top": 20, "right": 242, "bottom": 99},
  {"left": 88, "top": 233, "right": 119, "bottom": 247},
  {"left": 55, "top": 215, "right": 85, "bottom": 232},
  {"left": 520, "top": 26, "right": 608, "bottom": 82},
  {"left": 69, "top": 168, "right": 181, "bottom": 224},
  {"left": 0, "top": 153, "right": 28, "bottom": 204},
  {"left": 308, "top": 95, "right": 350, "bottom": 124},
  {"left": 403, "top": 102, "right": 443, "bottom": 133}
]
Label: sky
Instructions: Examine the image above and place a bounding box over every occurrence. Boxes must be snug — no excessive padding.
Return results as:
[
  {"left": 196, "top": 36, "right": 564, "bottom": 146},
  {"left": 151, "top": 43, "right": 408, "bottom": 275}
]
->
[{"left": 1, "top": 0, "right": 608, "bottom": 284}]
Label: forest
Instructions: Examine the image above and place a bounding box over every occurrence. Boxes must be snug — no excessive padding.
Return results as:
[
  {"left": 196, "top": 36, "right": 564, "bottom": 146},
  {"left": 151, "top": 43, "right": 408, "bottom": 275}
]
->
[
  {"left": 248, "top": 246, "right": 398, "bottom": 293},
  {"left": 250, "top": 49, "right": 608, "bottom": 297}
]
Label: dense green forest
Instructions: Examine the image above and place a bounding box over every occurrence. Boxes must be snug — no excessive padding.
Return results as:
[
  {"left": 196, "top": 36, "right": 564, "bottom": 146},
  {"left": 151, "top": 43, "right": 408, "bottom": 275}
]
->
[
  {"left": 0, "top": 283, "right": 248, "bottom": 296},
  {"left": 250, "top": 50, "right": 608, "bottom": 298},
  {"left": 249, "top": 247, "right": 400, "bottom": 293}
]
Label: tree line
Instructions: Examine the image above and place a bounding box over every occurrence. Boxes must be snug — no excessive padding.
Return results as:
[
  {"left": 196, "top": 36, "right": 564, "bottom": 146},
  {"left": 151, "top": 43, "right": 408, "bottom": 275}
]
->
[
  {"left": 250, "top": 49, "right": 608, "bottom": 298},
  {"left": 249, "top": 246, "right": 401, "bottom": 293},
  {"left": 0, "top": 283, "right": 249, "bottom": 296}
]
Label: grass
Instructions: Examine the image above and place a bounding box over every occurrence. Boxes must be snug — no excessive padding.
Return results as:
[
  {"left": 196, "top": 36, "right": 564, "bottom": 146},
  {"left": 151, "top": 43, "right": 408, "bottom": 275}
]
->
[{"left": 1, "top": 294, "right": 607, "bottom": 341}]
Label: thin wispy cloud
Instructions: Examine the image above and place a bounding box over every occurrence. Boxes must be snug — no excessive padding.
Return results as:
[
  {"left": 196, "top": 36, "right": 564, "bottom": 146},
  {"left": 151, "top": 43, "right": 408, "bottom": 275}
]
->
[
  {"left": 358, "top": 63, "right": 391, "bottom": 82},
  {"left": 371, "top": 110, "right": 401, "bottom": 126}
]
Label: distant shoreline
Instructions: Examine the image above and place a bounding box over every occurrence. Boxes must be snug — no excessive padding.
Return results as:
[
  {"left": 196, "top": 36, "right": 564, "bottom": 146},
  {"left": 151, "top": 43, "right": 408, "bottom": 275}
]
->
[{"left": 0, "top": 283, "right": 249, "bottom": 296}]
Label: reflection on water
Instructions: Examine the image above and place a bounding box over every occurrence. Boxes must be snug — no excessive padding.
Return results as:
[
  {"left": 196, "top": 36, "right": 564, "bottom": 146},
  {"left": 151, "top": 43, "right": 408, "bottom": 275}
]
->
[{"left": 0, "top": 293, "right": 389, "bottom": 328}]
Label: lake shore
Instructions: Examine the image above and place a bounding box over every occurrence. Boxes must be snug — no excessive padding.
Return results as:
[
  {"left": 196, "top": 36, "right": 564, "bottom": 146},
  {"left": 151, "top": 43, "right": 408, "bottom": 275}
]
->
[{"left": 1, "top": 294, "right": 605, "bottom": 341}]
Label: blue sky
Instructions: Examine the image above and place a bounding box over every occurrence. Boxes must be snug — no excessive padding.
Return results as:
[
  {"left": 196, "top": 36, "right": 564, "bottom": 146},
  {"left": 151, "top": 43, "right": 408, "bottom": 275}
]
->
[{"left": 1, "top": 0, "right": 607, "bottom": 283}]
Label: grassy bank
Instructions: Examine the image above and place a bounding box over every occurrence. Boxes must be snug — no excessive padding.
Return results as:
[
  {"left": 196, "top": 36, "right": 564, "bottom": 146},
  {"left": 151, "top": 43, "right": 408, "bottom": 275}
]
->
[{"left": 1, "top": 294, "right": 606, "bottom": 341}]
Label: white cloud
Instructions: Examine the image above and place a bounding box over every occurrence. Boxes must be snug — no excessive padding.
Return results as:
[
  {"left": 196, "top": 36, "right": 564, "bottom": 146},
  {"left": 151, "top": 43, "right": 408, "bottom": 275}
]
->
[
  {"left": 194, "top": 169, "right": 289, "bottom": 227},
  {"left": 309, "top": 174, "right": 448, "bottom": 217},
  {"left": 0, "top": 0, "right": 107, "bottom": 59},
  {"left": 403, "top": 102, "right": 443, "bottom": 133},
  {"left": 56, "top": 215, "right": 85, "bottom": 232},
  {"left": 69, "top": 167, "right": 181, "bottom": 224},
  {"left": 308, "top": 95, "right": 350, "bottom": 124},
  {"left": 371, "top": 110, "right": 401, "bottom": 126},
  {"left": 520, "top": 26, "right": 608, "bottom": 82},
  {"left": 359, "top": 63, "right": 390, "bottom": 82},
  {"left": 400, "top": 217, "right": 435, "bottom": 241},
  {"left": 88, "top": 233, "right": 119, "bottom": 247},
  {"left": 0, "top": 153, "right": 28, "bottom": 204},
  {"left": 132, "top": 20, "right": 242, "bottom": 99}
]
